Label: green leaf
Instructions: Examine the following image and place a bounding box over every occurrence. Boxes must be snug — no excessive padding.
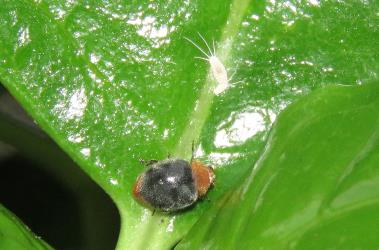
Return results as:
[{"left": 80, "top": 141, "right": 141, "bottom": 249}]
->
[
  {"left": 0, "top": 204, "right": 52, "bottom": 250},
  {"left": 0, "top": 0, "right": 378, "bottom": 249},
  {"left": 177, "top": 82, "right": 379, "bottom": 249}
]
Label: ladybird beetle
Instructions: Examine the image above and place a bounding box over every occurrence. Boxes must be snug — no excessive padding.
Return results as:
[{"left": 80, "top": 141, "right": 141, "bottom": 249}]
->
[{"left": 132, "top": 158, "right": 215, "bottom": 212}]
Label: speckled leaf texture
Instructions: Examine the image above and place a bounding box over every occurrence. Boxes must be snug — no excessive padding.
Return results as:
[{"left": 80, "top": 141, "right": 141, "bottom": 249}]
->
[
  {"left": 178, "top": 83, "right": 379, "bottom": 249},
  {"left": 0, "top": 1, "right": 378, "bottom": 249}
]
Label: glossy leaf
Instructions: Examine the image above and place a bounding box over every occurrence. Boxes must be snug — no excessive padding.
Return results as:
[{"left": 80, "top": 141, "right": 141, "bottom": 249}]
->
[
  {"left": 0, "top": 1, "right": 378, "bottom": 249},
  {"left": 0, "top": 204, "right": 52, "bottom": 250},
  {"left": 178, "top": 83, "right": 379, "bottom": 249}
]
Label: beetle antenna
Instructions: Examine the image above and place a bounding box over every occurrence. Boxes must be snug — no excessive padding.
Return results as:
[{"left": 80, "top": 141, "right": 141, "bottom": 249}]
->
[{"left": 191, "top": 141, "right": 195, "bottom": 163}]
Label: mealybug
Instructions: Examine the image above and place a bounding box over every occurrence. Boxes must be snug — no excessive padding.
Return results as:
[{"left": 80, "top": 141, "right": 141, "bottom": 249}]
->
[{"left": 185, "top": 33, "right": 231, "bottom": 95}]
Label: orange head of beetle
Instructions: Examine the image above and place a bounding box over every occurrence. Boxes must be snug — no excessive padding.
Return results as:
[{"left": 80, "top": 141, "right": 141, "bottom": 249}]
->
[{"left": 190, "top": 160, "right": 215, "bottom": 197}]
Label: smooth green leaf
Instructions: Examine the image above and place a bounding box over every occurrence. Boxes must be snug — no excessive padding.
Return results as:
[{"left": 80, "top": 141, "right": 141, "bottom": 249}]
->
[
  {"left": 178, "top": 82, "right": 379, "bottom": 249},
  {"left": 0, "top": 204, "right": 52, "bottom": 250},
  {"left": 0, "top": 1, "right": 378, "bottom": 249}
]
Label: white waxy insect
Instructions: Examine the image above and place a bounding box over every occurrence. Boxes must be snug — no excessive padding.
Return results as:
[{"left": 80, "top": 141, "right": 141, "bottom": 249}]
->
[{"left": 185, "top": 33, "right": 231, "bottom": 95}]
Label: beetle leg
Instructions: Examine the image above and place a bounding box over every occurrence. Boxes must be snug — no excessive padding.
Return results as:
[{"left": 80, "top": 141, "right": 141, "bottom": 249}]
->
[{"left": 139, "top": 159, "right": 158, "bottom": 166}]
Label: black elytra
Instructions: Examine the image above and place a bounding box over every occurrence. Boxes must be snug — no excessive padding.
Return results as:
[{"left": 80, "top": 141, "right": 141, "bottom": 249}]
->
[{"left": 138, "top": 159, "right": 198, "bottom": 212}]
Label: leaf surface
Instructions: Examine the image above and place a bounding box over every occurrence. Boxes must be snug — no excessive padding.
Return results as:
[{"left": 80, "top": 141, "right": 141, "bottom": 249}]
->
[
  {"left": 0, "top": 204, "right": 52, "bottom": 250},
  {"left": 178, "top": 83, "right": 379, "bottom": 249},
  {"left": 0, "top": 1, "right": 378, "bottom": 248}
]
